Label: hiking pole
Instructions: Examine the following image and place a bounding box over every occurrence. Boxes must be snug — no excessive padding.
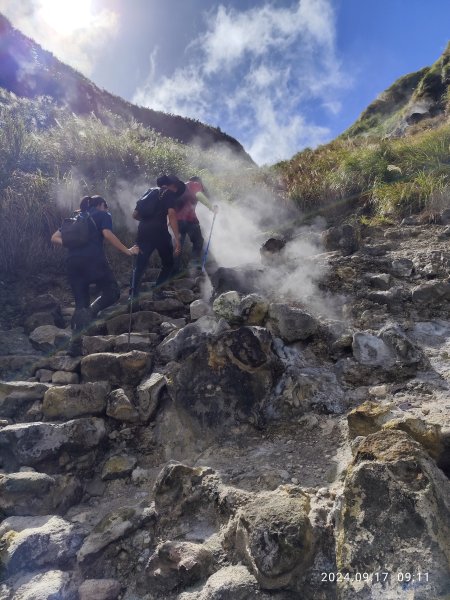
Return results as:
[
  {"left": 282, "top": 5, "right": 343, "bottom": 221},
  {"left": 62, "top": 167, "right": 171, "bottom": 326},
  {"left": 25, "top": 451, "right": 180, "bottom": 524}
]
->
[
  {"left": 128, "top": 255, "right": 137, "bottom": 349},
  {"left": 201, "top": 212, "right": 217, "bottom": 272}
]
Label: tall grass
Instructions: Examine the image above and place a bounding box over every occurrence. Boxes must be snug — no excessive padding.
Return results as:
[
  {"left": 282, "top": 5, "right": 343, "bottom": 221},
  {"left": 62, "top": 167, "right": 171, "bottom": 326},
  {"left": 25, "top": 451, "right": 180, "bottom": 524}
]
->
[{"left": 277, "top": 121, "right": 450, "bottom": 220}]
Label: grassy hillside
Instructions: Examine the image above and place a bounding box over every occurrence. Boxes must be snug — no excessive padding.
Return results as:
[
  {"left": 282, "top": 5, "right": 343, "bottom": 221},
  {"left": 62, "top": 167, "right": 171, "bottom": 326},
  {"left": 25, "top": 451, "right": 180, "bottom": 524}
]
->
[
  {"left": 276, "top": 45, "right": 450, "bottom": 226},
  {"left": 344, "top": 42, "right": 450, "bottom": 139},
  {"left": 277, "top": 119, "right": 450, "bottom": 224}
]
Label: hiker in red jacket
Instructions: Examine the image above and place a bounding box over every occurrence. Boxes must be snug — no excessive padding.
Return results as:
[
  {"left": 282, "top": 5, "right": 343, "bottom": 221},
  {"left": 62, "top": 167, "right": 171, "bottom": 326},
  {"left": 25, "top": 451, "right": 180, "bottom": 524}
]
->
[{"left": 173, "top": 176, "right": 218, "bottom": 275}]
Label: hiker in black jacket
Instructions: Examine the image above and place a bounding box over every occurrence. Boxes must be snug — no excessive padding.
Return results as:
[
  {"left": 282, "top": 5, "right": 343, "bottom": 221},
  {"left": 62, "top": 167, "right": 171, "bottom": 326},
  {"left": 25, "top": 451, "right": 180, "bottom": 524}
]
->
[
  {"left": 132, "top": 174, "right": 185, "bottom": 296},
  {"left": 51, "top": 195, "right": 139, "bottom": 353}
]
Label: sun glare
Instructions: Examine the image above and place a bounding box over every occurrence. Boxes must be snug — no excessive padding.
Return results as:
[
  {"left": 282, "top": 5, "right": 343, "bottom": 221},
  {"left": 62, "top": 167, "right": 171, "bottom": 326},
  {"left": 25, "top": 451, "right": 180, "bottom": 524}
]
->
[{"left": 38, "top": 0, "right": 95, "bottom": 35}]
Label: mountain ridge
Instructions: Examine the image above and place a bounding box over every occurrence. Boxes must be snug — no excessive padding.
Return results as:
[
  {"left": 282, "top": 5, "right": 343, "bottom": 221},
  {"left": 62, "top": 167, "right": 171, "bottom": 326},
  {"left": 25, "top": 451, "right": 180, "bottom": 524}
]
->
[{"left": 0, "top": 14, "right": 254, "bottom": 163}]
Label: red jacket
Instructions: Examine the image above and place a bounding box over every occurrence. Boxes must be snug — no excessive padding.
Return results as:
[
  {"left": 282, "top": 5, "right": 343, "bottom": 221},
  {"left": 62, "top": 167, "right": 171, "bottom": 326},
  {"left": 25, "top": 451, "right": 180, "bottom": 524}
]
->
[{"left": 176, "top": 180, "right": 203, "bottom": 223}]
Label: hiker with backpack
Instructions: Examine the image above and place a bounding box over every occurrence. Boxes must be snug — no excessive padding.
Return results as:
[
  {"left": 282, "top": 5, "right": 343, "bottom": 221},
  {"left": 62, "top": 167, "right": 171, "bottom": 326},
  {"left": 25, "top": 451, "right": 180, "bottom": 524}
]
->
[
  {"left": 51, "top": 195, "right": 139, "bottom": 353},
  {"left": 172, "top": 175, "right": 219, "bottom": 276},
  {"left": 131, "top": 174, "right": 185, "bottom": 297}
]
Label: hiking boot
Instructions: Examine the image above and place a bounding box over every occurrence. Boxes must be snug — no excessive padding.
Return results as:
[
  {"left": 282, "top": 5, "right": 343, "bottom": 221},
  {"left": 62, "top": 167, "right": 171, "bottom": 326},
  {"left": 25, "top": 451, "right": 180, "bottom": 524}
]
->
[{"left": 71, "top": 307, "right": 93, "bottom": 330}]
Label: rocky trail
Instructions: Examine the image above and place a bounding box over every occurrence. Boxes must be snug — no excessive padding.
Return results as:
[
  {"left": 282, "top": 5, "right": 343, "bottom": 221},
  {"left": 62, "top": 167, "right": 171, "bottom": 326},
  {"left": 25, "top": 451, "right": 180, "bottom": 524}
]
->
[{"left": 0, "top": 219, "right": 449, "bottom": 600}]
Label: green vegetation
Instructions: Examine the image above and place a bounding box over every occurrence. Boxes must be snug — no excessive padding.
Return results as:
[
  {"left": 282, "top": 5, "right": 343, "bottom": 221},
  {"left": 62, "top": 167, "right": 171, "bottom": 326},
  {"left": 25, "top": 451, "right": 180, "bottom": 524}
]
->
[{"left": 277, "top": 121, "right": 450, "bottom": 220}]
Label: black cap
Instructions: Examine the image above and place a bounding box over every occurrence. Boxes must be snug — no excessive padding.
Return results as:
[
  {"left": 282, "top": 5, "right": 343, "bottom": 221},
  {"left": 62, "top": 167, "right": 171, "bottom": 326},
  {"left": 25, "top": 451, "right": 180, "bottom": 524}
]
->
[{"left": 156, "top": 174, "right": 186, "bottom": 197}]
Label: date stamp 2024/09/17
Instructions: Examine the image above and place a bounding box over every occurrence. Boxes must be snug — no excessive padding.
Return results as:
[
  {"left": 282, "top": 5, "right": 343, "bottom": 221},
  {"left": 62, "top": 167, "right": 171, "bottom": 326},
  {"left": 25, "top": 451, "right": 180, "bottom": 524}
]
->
[{"left": 321, "top": 572, "right": 431, "bottom": 586}]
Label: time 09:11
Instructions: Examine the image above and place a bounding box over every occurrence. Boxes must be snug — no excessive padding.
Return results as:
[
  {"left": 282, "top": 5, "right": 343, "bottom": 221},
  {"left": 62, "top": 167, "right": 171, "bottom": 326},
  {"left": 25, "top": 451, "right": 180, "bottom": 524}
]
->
[{"left": 396, "top": 572, "right": 429, "bottom": 582}]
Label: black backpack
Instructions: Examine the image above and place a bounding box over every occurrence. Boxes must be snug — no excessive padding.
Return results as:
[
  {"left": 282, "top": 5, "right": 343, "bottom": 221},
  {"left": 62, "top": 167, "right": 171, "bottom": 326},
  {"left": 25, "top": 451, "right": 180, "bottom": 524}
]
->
[
  {"left": 60, "top": 211, "right": 97, "bottom": 249},
  {"left": 136, "top": 188, "right": 161, "bottom": 220}
]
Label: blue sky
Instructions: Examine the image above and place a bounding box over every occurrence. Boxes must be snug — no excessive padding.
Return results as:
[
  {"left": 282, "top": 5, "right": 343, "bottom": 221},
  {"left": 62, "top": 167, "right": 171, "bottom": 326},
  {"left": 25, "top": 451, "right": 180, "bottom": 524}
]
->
[{"left": 1, "top": 0, "right": 449, "bottom": 165}]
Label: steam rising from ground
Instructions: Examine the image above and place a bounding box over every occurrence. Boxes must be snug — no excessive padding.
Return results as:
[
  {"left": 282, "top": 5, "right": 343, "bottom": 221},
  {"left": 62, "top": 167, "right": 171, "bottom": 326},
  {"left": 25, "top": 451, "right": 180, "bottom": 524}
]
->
[{"left": 51, "top": 160, "right": 342, "bottom": 320}]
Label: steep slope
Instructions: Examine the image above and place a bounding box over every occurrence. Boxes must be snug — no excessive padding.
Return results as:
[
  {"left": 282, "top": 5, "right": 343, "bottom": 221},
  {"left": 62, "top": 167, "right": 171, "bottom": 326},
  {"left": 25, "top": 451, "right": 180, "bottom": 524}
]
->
[
  {"left": 344, "top": 42, "right": 450, "bottom": 138},
  {"left": 1, "top": 215, "right": 450, "bottom": 599},
  {"left": 0, "top": 14, "right": 253, "bottom": 162}
]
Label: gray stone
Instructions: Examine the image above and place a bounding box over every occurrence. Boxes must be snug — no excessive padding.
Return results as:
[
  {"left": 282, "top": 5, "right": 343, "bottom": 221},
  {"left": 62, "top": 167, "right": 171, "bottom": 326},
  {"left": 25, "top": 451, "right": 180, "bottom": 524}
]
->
[
  {"left": 106, "top": 389, "right": 139, "bottom": 422},
  {"left": 80, "top": 351, "right": 152, "bottom": 386},
  {"left": 0, "top": 418, "right": 106, "bottom": 469},
  {"left": 113, "top": 333, "right": 158, "bottom": 353},
  {"left": 141, "top": 540, "right": 213, "bottom": 594},
  {"left": 137, "top": 372, "right": 167, "bottom": 422},
  {"left": 0, "top": 471, "right": 82, "bottom": 516},
  {"left": 411, "top": 281, "right": 450, "bottom": 305},
  {"left": 352, "top": 332, "right": 396, "bottom": 368},
  {"left": 232, "top": 489, "right": 315, "bottom": 590},
  {"left": 391, "top": 257, "right": 414, "bottom": 277},
  {"left": 0, "top": 382, "right": 49, "bottom": 420},
  {"left": 24, "top": 311, "right": 58, "bottom": 334},
  {"left": 28, "top": 325, "right": 71, "bottom": 352},
  {"left": 190, "top": 299, "right": 212, "bottom": 321},
  {"left": 140, "top": 298, "right": 184, "bottom": 313},
  {"left": 13, "top": 570, "right": 76, "bottom": 600},
  {"left": 0, "top": 515, "right": 84, "bottom": 574},
  {"left": 101, "top": 455, "right": 137, "bottom": 480},
  {"left": 212, "top": 291, "right": 241, "bottom": 322},
  {"left": 77, "top": 506, "right": 155, "bottom": 563},
  {"left": 157, "top": 316, "right": 229, "bottom": 362},
  {"left": 336, "top": 430, "right": 450, "bottom": 599},
  {"left": 178, "top": 565, "right": 265, "bottom": 600},
  {"left": 78, "top": 579, "right": 121, "bottom": 600},
  {"left": 267, "top": 303, "right": 318, "bottom": 342},
  {"left": 364, "top": 273, "right": 391, "bottom": 290},
  {"left": 33, "top": 354, "right": 81, "bottom": 373},
  {"left": 36, "top": 369, "right": 53, "bottom": 383},
  {"left": 51, "top": 371, "right": 79, "bottom": 385},
  {"left": 175, "top": 288, "right": 196, "bottom": 304},
  {"left": 82, "top": 335, "right": 115, "bottom": 355},
  {"left": 43, "top": 382, "right": 110, "bottom": 420}
]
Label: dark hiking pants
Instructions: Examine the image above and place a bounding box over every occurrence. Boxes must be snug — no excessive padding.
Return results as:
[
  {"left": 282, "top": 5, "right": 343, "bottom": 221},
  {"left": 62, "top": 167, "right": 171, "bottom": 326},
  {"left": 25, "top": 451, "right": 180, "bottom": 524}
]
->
[
  {"left": 173, "top": 221, "right": 204, "bottom": 273},
  {"left": 133, "top": 234, "right": 174, "bottom": 295},
  {"left": 67, "top": 255, "right": 120, "bottom": 330}
]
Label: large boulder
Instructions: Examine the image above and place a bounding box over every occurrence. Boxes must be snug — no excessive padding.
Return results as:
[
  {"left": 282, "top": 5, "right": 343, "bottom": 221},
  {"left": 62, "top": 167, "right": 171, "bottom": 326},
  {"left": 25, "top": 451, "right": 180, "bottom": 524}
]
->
[
  {"left": 229, "top": 489, "right": 315, "bottom": 591},
  {"left": 267, "top": 303, "right": 319, "bottom": 342},
  {"left": 169, "top": 327, "right": 281, "bottom": 432},
  {"left": 336, "top": 430, "right": 450, "bottom": 599},
  {"left": 0, "top": 515, "right": 84, "bottom": 575},
  {"left": 352, "top": 323, "right": 426, "bottom": 375},
  {"left": 80, "top": 351, "right": 152, "bottom": 386},
  {"left": 140, "top": 540, "right": 214, "bottom": 594},
  {"left": 323, "top": 224, "right": 358, "bottom": 255},
  {"left": 0, "top": 381, "right": 49, "bottom": 420},
  {"left": 0, "top": 418, "right": 106, "bottom": 469},
  {"left": 77, "top": 505, "right": 155, "bottom": 563},
  {"left": 157, "top": 316, "right": 229, "bottom": 362},
  {"left": 178, "top": 565, "right": 273, "bottom": 600},
  {"left": 28, "top": 325, "right": 71, "bottom": 352},
  {"left": 42, "top": 381, "right": 110, "bottom": 420},
  {"left": 213, "top": 292, "right": 269, "bottom": 325},
  {"left": 0, "top": 471, "right": 82, "bottom": 517},
  {"left": 10, "top": 570, "right": 77, "bottom": 600}
]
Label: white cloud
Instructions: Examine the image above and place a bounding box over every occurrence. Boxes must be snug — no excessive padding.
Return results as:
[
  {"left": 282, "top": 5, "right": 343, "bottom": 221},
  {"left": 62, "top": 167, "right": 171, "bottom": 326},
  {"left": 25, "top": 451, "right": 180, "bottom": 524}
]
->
[
  {"left": 0, "top": 0, "right": 118, "bottom": 75},
  {"left": 134, "top": 0, "right": 349, "bottom": 164}
]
